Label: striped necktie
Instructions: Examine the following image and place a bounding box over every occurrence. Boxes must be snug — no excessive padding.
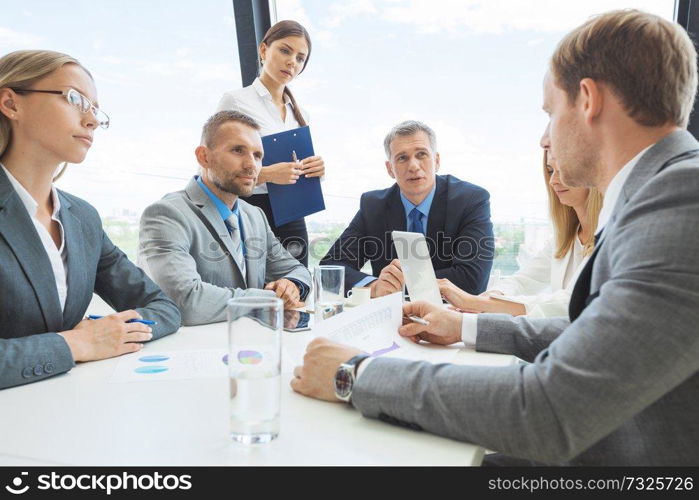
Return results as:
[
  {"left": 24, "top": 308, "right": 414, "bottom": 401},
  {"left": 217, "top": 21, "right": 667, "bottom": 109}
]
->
[{"left": 225, "top": 213, "right": 246, "bottom": 276}]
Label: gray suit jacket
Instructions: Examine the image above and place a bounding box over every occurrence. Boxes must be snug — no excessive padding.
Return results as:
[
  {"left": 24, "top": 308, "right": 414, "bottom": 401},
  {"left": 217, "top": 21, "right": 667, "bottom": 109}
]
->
[
  {"left": 0, "top": 169, "right": 181, "bottom": 390},
  {"left": 353, "top": 130, "right": 699, "bottom": 465},
  {"left": 138, "top": 177, "right": 311, "bottom": 326}
]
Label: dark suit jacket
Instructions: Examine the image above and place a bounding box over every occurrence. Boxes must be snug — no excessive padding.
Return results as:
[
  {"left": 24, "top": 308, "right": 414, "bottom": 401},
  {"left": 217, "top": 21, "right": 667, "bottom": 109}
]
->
[
  {"left": 320, "top": 174, "right": 494, "bottom": 295},
  {"left": 0, "top": 168, "right": 181, "bottom": 390}
]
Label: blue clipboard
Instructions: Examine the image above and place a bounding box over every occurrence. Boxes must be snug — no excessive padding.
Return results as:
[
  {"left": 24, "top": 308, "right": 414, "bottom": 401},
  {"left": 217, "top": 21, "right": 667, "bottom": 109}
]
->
[{"left": 262, "top": 126, "right": 325, "bottom": 226}]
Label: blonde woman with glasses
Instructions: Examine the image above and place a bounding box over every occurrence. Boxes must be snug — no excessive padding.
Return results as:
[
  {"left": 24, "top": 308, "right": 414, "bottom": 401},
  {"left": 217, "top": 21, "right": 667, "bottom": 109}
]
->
[
  {"left": 0, "top": 50, "right": 180, "bottom": 390},
  {"left": 439, "top": 150, "right": 602, "bottom": 317}
]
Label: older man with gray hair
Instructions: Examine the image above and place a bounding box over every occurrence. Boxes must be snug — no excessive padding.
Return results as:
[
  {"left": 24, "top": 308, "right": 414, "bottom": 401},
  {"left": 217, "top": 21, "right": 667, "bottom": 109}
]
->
[{"left": 320, "top": 119, "right": 494, "bottom": 297}]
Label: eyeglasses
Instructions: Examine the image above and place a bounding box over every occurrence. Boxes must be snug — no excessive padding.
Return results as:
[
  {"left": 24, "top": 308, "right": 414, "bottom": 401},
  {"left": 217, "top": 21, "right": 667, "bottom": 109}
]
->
[{"left": 10, "top": 87, "right": 110, "bottom": 129}]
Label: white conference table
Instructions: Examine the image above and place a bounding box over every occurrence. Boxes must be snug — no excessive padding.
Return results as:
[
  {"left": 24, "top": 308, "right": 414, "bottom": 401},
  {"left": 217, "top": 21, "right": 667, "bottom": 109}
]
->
[{"left": 0, "top": 299, "right": 516, "bottom": 466}]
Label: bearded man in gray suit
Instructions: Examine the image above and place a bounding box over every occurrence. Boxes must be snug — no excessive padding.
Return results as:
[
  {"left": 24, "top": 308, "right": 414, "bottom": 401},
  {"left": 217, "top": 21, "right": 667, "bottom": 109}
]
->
[
  {"left": 291, "top": 10, "right": 699, "bottom": 465},
  {"left": 139, "top": 111, "right": 311, "bottom": 326}
]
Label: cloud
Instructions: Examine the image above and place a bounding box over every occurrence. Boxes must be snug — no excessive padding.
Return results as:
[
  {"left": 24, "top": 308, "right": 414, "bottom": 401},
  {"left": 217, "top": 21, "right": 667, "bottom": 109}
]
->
[
  {"left": 275, "top": 0, "right": 316, "bottom": 31},
  {"left": 0, "top": 26, "right": 43, "bottom": 47},
  {"left": 325, "top": 0, "right": 378, "bottom": 27},
  {"left": 380, "top": 0, "right": 674, "bottom": 35}
]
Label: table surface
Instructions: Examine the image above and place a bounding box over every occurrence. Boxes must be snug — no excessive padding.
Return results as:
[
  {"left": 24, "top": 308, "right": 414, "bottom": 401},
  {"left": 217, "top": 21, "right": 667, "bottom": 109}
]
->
[{"left": 0, "top": 299, "right": 515, "bottom": 466}]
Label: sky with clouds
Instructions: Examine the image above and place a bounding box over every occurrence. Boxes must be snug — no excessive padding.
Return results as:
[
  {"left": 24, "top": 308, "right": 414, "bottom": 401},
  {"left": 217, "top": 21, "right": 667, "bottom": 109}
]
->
[{"left": 1, "top": 0, "right": 676, "bottom": 225}]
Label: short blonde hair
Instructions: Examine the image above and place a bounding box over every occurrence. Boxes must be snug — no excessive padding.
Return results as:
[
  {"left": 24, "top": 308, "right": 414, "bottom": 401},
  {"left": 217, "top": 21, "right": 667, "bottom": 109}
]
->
[
  {"left": 543, "top": 151, "right": 603, "bottom": 258},
  {"left": 0, "top": 50, "right": 90, "bottom": 177},
  {"left": 551, "top": 9, "right": 698, "bottom": 128}
]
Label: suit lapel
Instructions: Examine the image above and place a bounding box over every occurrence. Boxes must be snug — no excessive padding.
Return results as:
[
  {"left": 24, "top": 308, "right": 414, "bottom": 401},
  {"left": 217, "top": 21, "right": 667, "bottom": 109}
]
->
[
  {"left": 426, "top": 176, "right": 446, "bottom": 256},
  {"left": 185, "top": 178, "right": 246, "bottom": 285},
  {"left": 59, "top": 192, "right": 89, "bottom": 326},
  {"left": 552, "top": 245, "right": 572, "bottom": 290},
  {"left": 239, "top": 202, "right": 261, "bottom": 288},
  {"left": 384, "top": 185, "right": 406, "bottom": 263},
  {"left": 0, "top": 170, "right": 62, "bottom": 331},
  {"left": 385, "top": 184, "right": 406, "bottom": 231}
]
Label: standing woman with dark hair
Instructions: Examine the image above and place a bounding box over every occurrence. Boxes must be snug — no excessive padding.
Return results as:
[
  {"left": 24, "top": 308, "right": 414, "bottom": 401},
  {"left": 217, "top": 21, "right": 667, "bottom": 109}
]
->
[
  {"left": 216, "top": 20, "right": 324, "bottom": 267},
  {"left": 0, "top": 50, "right": 180, "bottom": 390}
]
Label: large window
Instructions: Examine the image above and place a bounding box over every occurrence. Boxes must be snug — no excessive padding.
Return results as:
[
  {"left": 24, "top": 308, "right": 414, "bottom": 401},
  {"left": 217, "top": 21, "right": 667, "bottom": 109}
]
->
[
  {"left": 273, "top": 0, "right": 676, "bottom": 273},
  {"left": 1, "top": 1, "right": 677, "bottom": 275},
  {"left": 2, "top": 0, "right": 244, "bottom": 259}
]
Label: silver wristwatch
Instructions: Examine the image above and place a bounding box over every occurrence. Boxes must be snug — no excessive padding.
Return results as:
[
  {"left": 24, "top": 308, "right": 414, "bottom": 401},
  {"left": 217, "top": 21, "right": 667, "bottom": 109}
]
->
[{"left": 334, "top": 354, "right": 370, "bottom": 402}]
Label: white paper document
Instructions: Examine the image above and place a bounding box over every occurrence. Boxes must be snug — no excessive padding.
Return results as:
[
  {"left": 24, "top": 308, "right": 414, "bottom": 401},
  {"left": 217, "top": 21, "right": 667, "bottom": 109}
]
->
[
  {"left": 311, "top": 292, "right": 461, "bottom": 364},
  {"left": 109, "top": 349, "right": 228, "bottom": 383}
]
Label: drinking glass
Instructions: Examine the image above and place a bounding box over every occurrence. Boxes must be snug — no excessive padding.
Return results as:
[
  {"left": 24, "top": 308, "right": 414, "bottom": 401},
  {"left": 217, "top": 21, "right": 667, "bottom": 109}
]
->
[
  {"left": 313, "top": 265, "right": 345, "bottom": 321},
  {"left": 227, "top": 296, "right": 283, "bottom": 444}
]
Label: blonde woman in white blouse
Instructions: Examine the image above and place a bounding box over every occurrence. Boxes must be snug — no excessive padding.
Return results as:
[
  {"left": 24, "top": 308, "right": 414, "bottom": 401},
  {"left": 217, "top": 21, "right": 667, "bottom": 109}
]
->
[
  {"left": 216, "top": 20, "right": 325, "bottom": 267},
  {"left": 439, "top": 150, "right": 603, "bottom": 318}
]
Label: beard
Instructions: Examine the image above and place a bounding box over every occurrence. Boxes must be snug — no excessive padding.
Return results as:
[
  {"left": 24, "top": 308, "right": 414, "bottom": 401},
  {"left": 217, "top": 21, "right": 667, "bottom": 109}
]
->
[
  {"left": 553, "top": 118, "right": 601, "bottom": 188},
  {"left": 210, "top": 167, "right": 257, "bottom": 198}
]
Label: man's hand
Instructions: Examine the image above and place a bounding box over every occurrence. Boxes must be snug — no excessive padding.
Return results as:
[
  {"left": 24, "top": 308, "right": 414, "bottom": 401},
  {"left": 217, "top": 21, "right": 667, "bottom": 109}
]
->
[
  {"left": 291, "top": 337, "right": 364, "bottom": 402},
  {"left": 370, "top": 259, "right": 404, "bottom": 298},
  {"left": 258, "top": 162, "right": 302, "bottom": 185},
  {"left": 265, "top": 278, "right": 303, "bottom": 309},
  {"left": 300, "top": 155, "right": 325, "bottom": 178},
  {"left": 59, "top": 310, "right": 153, "bottom": 362},
  {"left": 400, "top": 301, "right": 463, "bottom": 345}
]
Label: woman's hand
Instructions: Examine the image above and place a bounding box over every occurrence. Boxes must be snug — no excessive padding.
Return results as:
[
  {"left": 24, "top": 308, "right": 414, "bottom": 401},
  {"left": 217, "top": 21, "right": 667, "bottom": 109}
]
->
[
  {"left": 59, "top": 310, "right": 153, "bottom": 362},
  {"left": 300, "top": 155, "right": 325, "bottom": 178},
  {"left": 257, "top": 162, "right": 302, "bottom": 185},
  {"left": 438, "top": 278, "right": 485, "bottom": 313}
]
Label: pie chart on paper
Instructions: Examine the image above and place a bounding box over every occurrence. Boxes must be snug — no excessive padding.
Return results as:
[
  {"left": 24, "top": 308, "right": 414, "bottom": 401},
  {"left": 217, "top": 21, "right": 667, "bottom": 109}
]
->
[{"left": 237, "top": 350, "right": 263, "bottom": 365}]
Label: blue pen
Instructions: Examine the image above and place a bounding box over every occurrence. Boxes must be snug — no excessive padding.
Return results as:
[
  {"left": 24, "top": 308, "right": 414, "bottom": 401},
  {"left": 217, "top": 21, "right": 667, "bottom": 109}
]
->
[{"left": 87, "top": 315, "right": 157, "bottom": 325}]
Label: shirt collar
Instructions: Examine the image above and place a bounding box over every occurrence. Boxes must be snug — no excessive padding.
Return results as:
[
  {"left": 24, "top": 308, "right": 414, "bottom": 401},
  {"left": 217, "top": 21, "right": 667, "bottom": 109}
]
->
[
  {"left": 399, "top": 183, "right": 436, "bottom": 218},
  {"left": 0, "top": 162, "right": 61, "bottom": 219},
  {"left": 196, "top": 176, "right": 238, "bottom": 221},
  {"left": 252, "top": 77, "right": 292, "bottom": 105},
  {"left": 596, "top": 144, "right": 653, "bottom": 233}
]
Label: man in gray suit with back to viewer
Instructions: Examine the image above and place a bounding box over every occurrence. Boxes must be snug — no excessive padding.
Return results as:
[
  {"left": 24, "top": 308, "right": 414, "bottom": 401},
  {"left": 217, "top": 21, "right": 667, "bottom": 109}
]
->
[
  {"left": 291, "top": 10, "right": 699, "bottom": 465},
  {"left": 139, "top": 111, "right": 311, "bottom": 326}
]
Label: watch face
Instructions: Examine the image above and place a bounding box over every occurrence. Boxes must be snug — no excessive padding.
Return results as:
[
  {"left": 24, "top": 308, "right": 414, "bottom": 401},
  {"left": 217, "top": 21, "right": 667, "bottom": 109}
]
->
[{"left": 334, "top": 365, "right": 353, "bottom": 400}]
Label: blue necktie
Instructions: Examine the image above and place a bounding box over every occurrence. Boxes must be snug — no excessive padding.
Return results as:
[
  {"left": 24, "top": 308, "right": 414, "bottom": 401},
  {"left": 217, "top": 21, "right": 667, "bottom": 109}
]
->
[{"left": 408, "top": 207, "right": 425, "bottom": 235}]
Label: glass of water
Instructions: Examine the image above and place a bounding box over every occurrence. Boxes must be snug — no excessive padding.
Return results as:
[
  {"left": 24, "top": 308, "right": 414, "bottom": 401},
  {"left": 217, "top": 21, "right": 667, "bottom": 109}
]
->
[
  {"left": 314, "top": 265, "right": 345, "bottom": 321},
  {"left": 227, "top": 296, "right": 283, "bottom": 444}
]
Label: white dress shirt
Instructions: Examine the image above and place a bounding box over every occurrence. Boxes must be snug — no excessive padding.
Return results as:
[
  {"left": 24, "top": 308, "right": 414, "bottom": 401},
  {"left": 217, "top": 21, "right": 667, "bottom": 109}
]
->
[
  {"left": 595, "top": 145, "right": 652, "bottom": 233},
  {"left": 486, "top": 235, "right": 587, "bottom": 319},
  {"left": 1, "top": 163, "right": 68, "bottom": 311},
  {"left": 216, "top": 77, "right": 310, "bottom": 195},
  {"left": 461, "top": 144, "right": 654, "bottom": 346}
]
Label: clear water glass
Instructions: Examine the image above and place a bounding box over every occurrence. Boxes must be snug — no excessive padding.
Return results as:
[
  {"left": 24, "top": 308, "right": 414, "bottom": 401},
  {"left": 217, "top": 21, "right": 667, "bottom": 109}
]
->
[{"left": 227, "top": 296, "right": 283, "bottom": 444}]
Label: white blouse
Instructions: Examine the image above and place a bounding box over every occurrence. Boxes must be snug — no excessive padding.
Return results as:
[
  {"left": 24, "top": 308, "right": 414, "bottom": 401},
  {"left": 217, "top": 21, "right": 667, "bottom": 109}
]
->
[
  {"left": 216, "top": 77, "right": 310, "bottom": 195},
  {"left": 488, "top": 236, "right": 589, "bottom": 318},
  {"left": 1, "top": 163, "right": 68, "bottom": 311}
]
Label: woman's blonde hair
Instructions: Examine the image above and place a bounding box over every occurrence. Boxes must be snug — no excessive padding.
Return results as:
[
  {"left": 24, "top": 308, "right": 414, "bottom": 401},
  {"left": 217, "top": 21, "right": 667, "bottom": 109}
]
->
[
  {"left": 544, "top": 150, "right": 603, "bottom": 258},
  {"left": 0, "top": 50, "right": 90, "bottom": 178}
]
